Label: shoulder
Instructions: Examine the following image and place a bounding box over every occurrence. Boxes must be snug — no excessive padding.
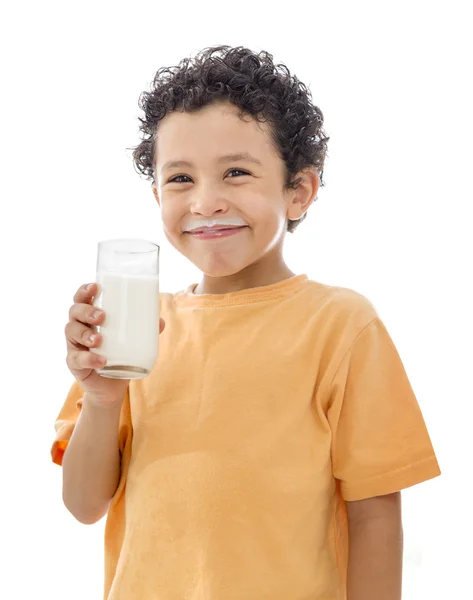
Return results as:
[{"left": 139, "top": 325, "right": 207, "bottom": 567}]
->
[
  {"left": 159, "top": 291, "right": 175, "bottom": 305},
  {"left": 302, "top": 278, "right": 379, "bottom": 329},
  {"left": 297, "top": 280, "right": 383, "bottom": 386},
  {"left": 159, "top": 289, "right": 185, "bottom": 305}
]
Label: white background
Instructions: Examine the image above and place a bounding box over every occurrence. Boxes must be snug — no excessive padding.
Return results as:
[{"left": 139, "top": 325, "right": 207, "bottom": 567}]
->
[{"left": 1, "top": 1, "right": 471, "bottom": 598}]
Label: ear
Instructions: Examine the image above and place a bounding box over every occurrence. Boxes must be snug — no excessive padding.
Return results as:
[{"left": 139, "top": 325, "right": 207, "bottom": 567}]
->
[
  {"left": 152, "top": 184, "right": 161, "bottom": 207},
  {"left": 286, "top": 169, "right": 320, "bottom": 221}
]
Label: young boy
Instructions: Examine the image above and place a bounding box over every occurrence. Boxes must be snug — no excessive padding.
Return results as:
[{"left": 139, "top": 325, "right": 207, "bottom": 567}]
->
[{"left": 52, "top": 45, "right": 441, "bottom": 600}]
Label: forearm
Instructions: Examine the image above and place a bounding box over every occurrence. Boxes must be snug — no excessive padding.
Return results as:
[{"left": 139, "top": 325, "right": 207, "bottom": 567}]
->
[
  {"left": 347, "top": 516, "right": 404, "bottom": 600},
  {"left": 62, "top": 394, "right": 123, "bottom": 524}
]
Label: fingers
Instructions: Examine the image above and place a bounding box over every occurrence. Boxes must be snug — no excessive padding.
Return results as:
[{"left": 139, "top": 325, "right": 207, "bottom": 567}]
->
[
  {"left": 66, "top": 299, "right": 105, "bottom": 353},
  {"left": 73, "top": 282, "right": 101, "bottom": 305},
  {"left": 67, "top": 348, "right": 106, "bottom": 372},
  {"left": 69, "top": 303, "right": 105, "bottom": 326},
  {"left": 65, "top": 320, "right": 102, "bottom": 349}
]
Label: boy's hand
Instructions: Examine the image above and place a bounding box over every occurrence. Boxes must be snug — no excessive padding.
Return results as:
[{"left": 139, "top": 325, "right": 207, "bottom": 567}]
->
[{"left": 65, "top": 282, "right": 165, "bottom": 406}]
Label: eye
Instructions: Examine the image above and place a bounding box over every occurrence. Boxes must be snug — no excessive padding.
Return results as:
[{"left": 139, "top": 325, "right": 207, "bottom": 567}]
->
[
  {"left": 226, "top": 169, "right": 250, "bottom": 178},
  {"left": 168, "top": 174, "right": 192, "bottom": 183}
]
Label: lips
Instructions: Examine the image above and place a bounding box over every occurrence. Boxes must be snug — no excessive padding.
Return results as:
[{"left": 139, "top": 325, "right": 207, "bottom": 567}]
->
[
  {"left": 186, "top": 226, "right": 245, "bottom": 234},
  {"left": 184, "top": 226, "right": 248, "bottom": 239}
]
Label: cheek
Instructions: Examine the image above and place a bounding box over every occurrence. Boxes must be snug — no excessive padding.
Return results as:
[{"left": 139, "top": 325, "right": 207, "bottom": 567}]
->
[
  {"left": 239, "top": 188, "right": 279, "bottom": 217},
  {"left": 159, "top": 202, "right": 180, "bottom": 231},
  {"left": 249, "top": 198, "right": 287, "bottom": 228}
]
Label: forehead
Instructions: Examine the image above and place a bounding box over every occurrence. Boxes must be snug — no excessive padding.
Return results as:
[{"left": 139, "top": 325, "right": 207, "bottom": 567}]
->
[{"left": 155, "top": 101, "right": 275, "bottom": 164}]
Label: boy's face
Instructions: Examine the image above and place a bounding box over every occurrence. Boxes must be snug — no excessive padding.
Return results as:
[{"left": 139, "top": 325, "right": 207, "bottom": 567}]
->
[{"left": 153, "top": 101, "right": 315, "bottom": 278}]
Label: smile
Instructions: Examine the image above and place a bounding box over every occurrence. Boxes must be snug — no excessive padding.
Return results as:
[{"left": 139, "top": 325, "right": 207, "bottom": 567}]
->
[{"left": 184, "top": 226, "right": 248, "bottom": 240}]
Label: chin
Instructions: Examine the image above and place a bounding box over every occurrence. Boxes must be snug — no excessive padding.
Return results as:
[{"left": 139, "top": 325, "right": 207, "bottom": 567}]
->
[
  {"left": 198, "top": 264, "right": 245, "bottom": 278},
  {"left": 194, "top": 256, "right": 251, "bottom": 278}
]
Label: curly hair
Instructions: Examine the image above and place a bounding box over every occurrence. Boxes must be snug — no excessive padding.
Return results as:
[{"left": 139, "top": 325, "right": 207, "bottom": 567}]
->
[{"left": 132, "top": 45, "right": 329, "bottom": 233}]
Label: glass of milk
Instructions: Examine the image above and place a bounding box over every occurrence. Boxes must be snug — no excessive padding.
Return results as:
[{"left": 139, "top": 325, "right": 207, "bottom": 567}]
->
[{"left": 90, "top": 239, "right": 160, "bottom": 379}]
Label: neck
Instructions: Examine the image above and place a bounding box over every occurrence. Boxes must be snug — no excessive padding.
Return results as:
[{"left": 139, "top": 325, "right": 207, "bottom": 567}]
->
[{"left": 194, "top": 260, "right": 296, "bottom": 295}]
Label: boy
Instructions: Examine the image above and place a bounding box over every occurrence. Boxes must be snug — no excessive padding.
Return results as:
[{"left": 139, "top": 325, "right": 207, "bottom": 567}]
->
[{"left": 52, "top": 45, "right": 441, "bottom": 600}]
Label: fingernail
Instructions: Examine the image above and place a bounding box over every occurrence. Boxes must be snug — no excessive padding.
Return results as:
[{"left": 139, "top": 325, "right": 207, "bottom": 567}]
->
[
  {"left": 89, "top": 333, "right": 97, "bottom": 343},
  {"left": 87, "top": 283, "right": 95, "bottom": 291},
  {"left": 93, "top": 310, "right": 103, "bottom": 319}
]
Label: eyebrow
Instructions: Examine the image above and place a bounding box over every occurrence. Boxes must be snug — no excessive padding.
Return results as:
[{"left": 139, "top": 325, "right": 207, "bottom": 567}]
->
[{"left": 161, "top": 152, "right": 263, "bottom": 172}]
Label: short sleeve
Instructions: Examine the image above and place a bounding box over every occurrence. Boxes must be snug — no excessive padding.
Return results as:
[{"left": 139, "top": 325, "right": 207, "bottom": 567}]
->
[
  {"left": 50, "top": 380, "right": 132, "bottom": 466},
  {"left": 328, "top": 317, "right": 441, "bottom": 501}
]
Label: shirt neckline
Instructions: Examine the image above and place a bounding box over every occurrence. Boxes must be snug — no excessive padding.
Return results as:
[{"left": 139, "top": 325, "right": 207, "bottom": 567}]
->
[{"left": 174, "top": 274, "right": 309, "bottom": 308}]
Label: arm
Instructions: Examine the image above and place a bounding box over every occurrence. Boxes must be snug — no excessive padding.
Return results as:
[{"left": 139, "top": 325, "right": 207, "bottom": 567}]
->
[
  {"left": 346, "top": 492, "right": 403, "bottom": 600},
  {"left": 61, "top": 393, "right": 124, "bottom": 524}
]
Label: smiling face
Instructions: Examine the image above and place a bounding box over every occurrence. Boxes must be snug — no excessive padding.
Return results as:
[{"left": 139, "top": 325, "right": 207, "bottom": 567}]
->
[{"left": 153, "top": 101, "right": 318, "bottom": 287}]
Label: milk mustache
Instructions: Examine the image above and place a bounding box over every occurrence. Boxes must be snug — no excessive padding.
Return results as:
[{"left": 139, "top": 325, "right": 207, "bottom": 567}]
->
[{"left": 90, "top": 272, "right": 159, "bottom": 379}]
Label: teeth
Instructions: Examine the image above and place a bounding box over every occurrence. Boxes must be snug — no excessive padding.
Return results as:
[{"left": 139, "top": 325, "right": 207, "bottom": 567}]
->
[
  {"left": 191, "top": 226, "right": 241, "bottom": 233},
  {"left": 184, "top": 219, "right": 247, "bottom": 232}
]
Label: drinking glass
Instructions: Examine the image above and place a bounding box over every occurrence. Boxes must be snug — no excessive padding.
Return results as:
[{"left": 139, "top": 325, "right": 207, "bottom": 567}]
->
[{"left": 90, "top": 239, "right": 160, "bottom": 379}]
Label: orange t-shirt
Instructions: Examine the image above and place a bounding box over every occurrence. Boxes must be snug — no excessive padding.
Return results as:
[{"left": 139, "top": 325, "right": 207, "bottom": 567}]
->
[{"left": 51, "top": 274, "right": 441, "bottom": 599}]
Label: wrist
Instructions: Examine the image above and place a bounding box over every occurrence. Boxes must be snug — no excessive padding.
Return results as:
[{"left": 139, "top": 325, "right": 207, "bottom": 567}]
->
[{"left": 82, "top": 392, "right": 125, "bottom": 412}]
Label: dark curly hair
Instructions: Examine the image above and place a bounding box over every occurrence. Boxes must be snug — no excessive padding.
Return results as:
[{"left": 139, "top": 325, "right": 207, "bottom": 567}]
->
[{"left": 132, "top": 45, "right": 329, "bottom": 233}]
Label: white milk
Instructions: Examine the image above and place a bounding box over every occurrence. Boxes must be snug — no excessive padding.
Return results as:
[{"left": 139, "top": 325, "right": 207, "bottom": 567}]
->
[{"left": 90, "top": 272, "right": 159, "bottom": 379}]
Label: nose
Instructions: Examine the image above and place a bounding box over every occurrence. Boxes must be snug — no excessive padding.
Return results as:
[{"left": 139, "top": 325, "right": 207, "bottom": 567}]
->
[{"left": 190, "top": 182, "right": 229, "bottom": 217}]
